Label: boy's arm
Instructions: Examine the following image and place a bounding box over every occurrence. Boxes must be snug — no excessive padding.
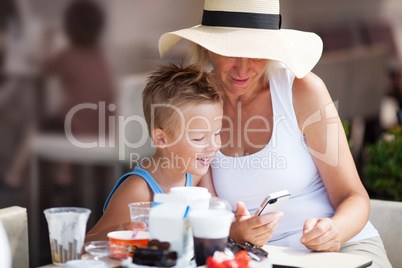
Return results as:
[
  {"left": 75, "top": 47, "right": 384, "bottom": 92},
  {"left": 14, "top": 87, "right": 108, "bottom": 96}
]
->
[
  {"left": 85, "top": 175, "right": 152, "bottom": 242},
  {"left": 195, "top": 168, "right": 217, "bottom": 197}
]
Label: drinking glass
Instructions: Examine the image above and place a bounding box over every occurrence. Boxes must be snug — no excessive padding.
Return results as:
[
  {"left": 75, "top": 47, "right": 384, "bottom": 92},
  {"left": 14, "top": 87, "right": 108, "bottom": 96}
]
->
[
  {"left": 128, "top": 202, "right": 153, "bottom": 231},
  {"left": 44, "top": 207, "right": 91, "bottom": 266}
]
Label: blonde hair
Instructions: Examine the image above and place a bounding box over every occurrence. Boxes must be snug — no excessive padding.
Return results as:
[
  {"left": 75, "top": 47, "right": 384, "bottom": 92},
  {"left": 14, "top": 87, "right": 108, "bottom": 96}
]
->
[
  {"left": 186, "top": 43, "right": 280, "bottom": 86},
  {"left": 142, "top": 63, "right": 222, "bottom": 137}
]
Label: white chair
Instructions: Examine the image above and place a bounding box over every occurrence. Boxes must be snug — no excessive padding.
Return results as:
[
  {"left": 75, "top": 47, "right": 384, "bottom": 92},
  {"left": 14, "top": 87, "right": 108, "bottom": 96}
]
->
[
  {"left": 369, "top": 199, "right": 402, "bottom": 268},
  {"left": 0, "top": 206, "right": 29, "bottom": 268},
  {"left": 0, "top": 221, "right": 12, "bottom": 268}
]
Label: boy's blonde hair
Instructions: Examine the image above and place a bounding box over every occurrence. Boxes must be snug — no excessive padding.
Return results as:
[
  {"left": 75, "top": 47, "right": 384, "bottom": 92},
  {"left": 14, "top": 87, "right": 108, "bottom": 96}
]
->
[{"left": 142, "top": 63, "right": 222, "bottom": 137}]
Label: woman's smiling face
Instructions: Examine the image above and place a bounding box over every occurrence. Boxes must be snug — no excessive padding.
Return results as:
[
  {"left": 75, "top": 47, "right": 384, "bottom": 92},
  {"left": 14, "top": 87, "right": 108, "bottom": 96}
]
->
[{"left": 208, "top": 52, "right": 268, "bottom": 98}]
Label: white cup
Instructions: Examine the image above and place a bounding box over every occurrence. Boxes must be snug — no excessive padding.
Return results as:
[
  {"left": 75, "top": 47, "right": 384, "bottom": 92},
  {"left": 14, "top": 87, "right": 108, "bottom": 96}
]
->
[{"left": 188, "top": 209, "right": 234, "bottom": 266}]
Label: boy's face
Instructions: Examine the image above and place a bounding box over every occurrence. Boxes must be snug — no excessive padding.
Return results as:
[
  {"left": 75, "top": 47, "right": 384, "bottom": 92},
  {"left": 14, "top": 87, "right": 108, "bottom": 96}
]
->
[{"left": 165, "top": 102, "right": 223, "bottom": 176}]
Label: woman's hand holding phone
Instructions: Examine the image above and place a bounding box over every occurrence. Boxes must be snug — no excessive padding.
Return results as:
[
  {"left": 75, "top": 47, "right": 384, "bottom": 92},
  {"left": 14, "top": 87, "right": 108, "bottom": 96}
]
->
[
  {"left": 254, "top": 190, "right": 290, "bottom": 216},
  {"left": 230, "top": 201, "right": 283, "bottom": 246}
]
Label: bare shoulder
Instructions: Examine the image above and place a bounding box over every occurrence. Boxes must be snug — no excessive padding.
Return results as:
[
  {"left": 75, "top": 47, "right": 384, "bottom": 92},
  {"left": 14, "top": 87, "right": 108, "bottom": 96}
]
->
[
  {"left": 293, "top": 72, "right": 329, "bottom": 105},
  {"left": 292, "top": 72, "right": 334, "bottom": 128},
  {"left": 113, "top": 174, "right": 153, "bottom": 202}
]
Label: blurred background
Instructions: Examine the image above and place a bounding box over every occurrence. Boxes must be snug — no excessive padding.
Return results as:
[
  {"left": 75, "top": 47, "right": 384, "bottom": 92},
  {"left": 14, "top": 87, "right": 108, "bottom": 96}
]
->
[{"left": 0, "top": 0, "right": 401, "bottom": 267}]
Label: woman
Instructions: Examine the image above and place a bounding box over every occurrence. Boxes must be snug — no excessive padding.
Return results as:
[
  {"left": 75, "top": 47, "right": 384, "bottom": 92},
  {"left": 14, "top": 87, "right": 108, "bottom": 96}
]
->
[{"left": 158, "top": 0, "right": 391, "bottom": 267}]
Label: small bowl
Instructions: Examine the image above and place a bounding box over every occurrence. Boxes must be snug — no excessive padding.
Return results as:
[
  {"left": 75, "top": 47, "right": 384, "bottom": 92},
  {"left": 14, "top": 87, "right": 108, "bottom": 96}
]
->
[
  {"left": 84, "top": 241, "right": 110, "bottom": 259},
  {"left": 107, "top": 230, "right": 149, "bottom": 258}
]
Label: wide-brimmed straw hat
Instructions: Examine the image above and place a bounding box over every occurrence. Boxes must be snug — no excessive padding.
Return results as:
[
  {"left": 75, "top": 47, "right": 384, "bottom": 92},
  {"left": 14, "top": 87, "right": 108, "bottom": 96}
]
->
[{"left": 159, "top": 0, "right": 323, "bottom": 78}]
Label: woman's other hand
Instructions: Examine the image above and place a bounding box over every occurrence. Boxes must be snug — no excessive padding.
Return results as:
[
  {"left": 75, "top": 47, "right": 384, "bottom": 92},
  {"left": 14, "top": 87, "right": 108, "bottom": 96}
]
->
[
  {"left": 300, "top": 217, "right": 341, "bottom": 252},
  {"left": 229, "top": 201, "right": 284, "bottom": 247}
]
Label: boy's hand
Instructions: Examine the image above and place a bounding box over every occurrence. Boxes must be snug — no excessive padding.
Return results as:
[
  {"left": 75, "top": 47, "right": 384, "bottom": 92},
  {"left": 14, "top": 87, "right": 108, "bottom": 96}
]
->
[{"left": 229, "top": 201, "right": 284, "bottom": 247}]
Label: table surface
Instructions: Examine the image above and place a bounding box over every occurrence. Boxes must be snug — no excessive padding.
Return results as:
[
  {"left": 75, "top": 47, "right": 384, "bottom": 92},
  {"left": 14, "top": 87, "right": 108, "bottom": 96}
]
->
[
  {"left": 38, "top": 245, "right": 372, "bottom": 268},
  {"left": 263, "top": 245, "right": 372, "bottom": 268}
]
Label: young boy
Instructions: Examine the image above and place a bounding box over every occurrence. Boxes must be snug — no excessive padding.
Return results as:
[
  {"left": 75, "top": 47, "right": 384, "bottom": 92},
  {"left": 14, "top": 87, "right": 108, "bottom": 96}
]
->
[{"left": 87, "top": 63, "right": 223, "bottom": 236}]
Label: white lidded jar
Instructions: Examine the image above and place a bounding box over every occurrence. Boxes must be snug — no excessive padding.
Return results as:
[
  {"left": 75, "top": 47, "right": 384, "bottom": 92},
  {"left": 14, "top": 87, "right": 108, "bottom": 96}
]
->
[
  {"left": 169, "top": 186, "right": 211, "bottom": 211},
  {"left": 149, "top": 201, "right": 191, "bottom": 261}
]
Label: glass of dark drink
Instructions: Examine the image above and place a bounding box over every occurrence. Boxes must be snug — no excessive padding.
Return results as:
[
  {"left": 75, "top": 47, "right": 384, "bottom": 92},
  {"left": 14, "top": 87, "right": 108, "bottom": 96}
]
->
[{"left": 189, "top": 210, "right": 234, "bottom": 266}]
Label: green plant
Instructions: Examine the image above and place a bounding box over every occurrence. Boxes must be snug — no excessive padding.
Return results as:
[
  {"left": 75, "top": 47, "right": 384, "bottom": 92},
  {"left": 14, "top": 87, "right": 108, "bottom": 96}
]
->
[
  {"left": 342, "top": 120, "right": 351, "bottom": 147},
  {"left": 363, "top": 126, "right": 402, "bottom": 201}
]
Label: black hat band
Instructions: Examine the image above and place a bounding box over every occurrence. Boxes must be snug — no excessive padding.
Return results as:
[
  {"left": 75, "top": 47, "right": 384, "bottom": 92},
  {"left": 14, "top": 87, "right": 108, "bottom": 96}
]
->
[{"left": 202, "top": 10, "right": 281, "bottom": 30}]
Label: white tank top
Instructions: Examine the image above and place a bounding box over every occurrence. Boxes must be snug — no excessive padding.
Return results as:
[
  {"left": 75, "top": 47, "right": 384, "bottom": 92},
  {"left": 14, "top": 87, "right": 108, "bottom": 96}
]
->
[{"left": 210, "top": 64, "right": 378, "bottom": 248}]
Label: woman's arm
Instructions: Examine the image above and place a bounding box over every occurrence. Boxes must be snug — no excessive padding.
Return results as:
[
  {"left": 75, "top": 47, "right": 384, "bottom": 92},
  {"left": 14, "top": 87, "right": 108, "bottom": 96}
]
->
[
  {"left": 85, "top": 176, "right": 152, "bottom": 242},
  {"left": 293, "top": 72, "right": 370, "bottom": 252}
]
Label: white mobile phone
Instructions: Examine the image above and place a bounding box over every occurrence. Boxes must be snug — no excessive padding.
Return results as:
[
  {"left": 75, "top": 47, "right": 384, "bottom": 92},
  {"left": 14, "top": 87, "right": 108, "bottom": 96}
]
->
[{"left": 253, "top": 190, "right": 290, "bottom": 216}]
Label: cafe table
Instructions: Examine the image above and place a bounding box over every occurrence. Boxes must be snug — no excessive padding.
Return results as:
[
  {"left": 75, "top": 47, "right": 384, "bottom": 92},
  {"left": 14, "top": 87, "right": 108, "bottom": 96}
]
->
[
  {"left": 38, "top": 245, "right": 372, "bottom": 268},
  {"left": 262, "top": 245, "right": 372, "bottom": 268}
]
